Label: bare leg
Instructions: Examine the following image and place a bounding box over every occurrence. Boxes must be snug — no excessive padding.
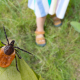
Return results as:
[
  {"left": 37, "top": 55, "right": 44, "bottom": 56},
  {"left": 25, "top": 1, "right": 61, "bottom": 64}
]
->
[
  {"left": 36, "top": 16, "right": 46, "bottom": 32},
  {"left": 35, "top": 16, "right": 46, "bottom": 46}
]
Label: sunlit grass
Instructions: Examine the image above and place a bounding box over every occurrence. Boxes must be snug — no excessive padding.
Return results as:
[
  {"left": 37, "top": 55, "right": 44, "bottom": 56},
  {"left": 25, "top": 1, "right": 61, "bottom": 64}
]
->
[{"left": 0, "top": 0, "right": 80, "bottom": 80}]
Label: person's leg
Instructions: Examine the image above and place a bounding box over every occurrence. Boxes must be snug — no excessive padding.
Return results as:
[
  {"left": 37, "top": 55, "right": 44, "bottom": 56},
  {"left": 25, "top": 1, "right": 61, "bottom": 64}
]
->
[
  {"left": 35, "top": 16, "right": 46, "bottom": 46},
  {"left": 56, "top": 0, "right": 70, "bottom": 19},
  {"left": 36, "top": 16, "right": 46, "bottom": 32},
  {"left": 53, "top": 0, "right": 70, "bottom": 27}
]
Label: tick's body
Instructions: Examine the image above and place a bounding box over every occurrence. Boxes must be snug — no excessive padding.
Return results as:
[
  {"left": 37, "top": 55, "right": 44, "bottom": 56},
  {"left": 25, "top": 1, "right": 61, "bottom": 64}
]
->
[
  {"left": 0, "top": 46, "right": 15, "bottom": 68},
  {"left": 0, "top": 40, "right": 15, "bottom": 68}
]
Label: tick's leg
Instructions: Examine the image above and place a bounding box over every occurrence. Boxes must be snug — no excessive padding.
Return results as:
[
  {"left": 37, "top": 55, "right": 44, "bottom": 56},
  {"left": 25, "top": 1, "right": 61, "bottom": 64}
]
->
[
  {"left": 15, "top": 56, "right": 20, "bottom": 72},
  {"left": 15, "top": 49, "right": 22, "bottom": 59},
  {"left": 0, "top": 46, "right": 3, "bottom": 48},
  {"left": 14, "top": 46, "right": 33, "bottom": 55},
  {"left": 3, "top": 26, "right": 9, "bottom": 45},
  {"left": 1, "top": 42, "right": 6, "bottom": 45}
]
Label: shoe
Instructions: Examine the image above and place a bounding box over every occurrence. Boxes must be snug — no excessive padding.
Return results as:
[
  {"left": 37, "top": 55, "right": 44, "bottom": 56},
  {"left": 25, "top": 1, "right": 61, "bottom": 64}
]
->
[
  {"left": 35, "top": 31, "right": 46, "bottom": 47},
  {"left": 53, "top": 17, "right": 62, "bottom": 27}
]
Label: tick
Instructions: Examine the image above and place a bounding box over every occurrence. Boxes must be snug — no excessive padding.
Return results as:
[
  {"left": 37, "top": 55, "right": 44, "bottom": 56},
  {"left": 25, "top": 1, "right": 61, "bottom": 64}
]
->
[{"left": 0, "top": 26, "right": 32, "bottom": 72}]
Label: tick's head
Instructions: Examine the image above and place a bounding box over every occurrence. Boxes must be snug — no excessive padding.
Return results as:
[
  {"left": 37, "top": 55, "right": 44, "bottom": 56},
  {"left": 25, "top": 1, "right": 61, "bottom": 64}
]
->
[{"left": 10, "top": 40, "right": 15, "bottom": 46}]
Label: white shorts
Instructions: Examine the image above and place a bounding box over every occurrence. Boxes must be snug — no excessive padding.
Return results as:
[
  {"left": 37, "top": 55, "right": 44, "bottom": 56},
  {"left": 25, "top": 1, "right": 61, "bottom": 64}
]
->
[{"left": 28, "top": 0, "right": 70, "bottom": 19}]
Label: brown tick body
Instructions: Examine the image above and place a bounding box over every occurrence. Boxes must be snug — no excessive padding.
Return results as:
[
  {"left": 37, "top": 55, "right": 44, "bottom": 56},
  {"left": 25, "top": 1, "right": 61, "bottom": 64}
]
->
[{"left": 0, "top": 40, "right": 15, "bottom": 68}]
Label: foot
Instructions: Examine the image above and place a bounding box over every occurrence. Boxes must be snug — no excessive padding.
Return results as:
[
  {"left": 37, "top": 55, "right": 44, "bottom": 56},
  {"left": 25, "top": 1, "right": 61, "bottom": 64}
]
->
[
  {"left": 35, "top": 31, "right": 46, "bottom": 47},
  {"left": 53, "top": 17, "right": 62, "bottom": 27}
]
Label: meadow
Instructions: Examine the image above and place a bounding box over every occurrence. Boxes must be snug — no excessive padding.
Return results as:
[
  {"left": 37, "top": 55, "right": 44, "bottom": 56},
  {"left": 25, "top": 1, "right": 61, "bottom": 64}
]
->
[{"left": 0, "top": 0, "right": 80, "bottom": 80}]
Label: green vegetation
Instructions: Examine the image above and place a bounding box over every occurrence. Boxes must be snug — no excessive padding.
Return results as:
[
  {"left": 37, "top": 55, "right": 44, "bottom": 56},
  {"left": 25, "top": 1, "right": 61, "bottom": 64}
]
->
[{"left": 0, "top": 0, "right": 80, "bottom": 80}]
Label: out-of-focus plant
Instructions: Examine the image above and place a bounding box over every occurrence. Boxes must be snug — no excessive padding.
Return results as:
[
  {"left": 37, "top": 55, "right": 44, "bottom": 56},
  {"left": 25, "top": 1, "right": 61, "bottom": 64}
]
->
[{"left": 70, "top": 21, "right": 80, "bottom": 33}]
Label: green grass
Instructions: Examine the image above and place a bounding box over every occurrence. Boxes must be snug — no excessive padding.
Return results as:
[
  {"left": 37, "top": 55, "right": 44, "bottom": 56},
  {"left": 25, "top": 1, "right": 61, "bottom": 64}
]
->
[{"left": 0, "top": 0, "right": 80, "bottom": 80}]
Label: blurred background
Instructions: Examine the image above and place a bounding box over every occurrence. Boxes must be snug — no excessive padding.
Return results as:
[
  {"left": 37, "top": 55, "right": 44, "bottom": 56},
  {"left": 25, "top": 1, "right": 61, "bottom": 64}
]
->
[{"left": 0, "top": 0, "right": 80, "bottom": 80}]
